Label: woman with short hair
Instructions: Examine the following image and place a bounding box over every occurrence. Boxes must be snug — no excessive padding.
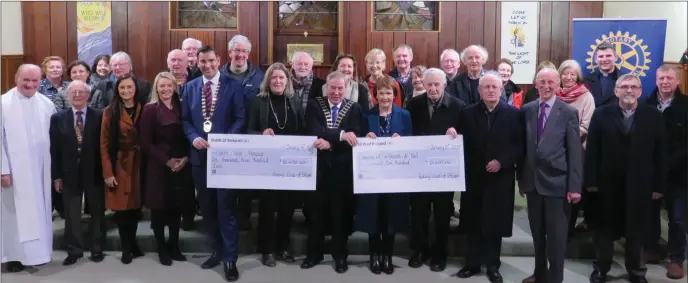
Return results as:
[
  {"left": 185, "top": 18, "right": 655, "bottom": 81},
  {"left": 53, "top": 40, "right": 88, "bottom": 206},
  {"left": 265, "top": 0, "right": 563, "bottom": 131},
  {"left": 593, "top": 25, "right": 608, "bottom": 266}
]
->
[
  {"left": 54, "top": 60, "right": 92, "bottom": 111},
  {"left": 38, "top": 56, "right": 69, "bottom": 103}
]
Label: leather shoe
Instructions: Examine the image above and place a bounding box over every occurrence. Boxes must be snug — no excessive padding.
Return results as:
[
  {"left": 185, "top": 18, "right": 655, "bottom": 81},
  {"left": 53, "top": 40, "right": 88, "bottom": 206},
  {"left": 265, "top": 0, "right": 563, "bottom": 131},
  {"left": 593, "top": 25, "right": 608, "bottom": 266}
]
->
[
  {"left": 260, "top": 253, "right": 276, "bottom": 267},
  {"left": 589, "top": 269, "right": 607, "bottom": 283},
  {"left": 429, "top": 257, "right": 446, "bottom": 272},
  {"left": 131, "top": 242, "right": 144, "bottom": 258},
  {"left": 168, "top": 247, "right": 187, "bottom": 262},
  {"left": 201, "top": 253, "right": 222, "bottom": 269},
  {"left": 63, "top": 254, "right": 83, "bottom": 266},
  {"left": 407, "top": 251, "right": 427, "bottom": 268},
  {"left": 667, "top": 263, "right": 685, "bottom": 279},
  {"left": 89, "top": 252, "right": 105, "bottom": 263},
  {"left": 274, "top": 250, "right": 295, "bottom": 263},
  {"left": 628, "top": 276, "right": 648, "bottom": 283},
  {"left": 456, "top": 266, "right": 481, "bottom": 278},
  {"left": 334, "top": 259, "right": 348, "bottom": 273},
  {"left": 381, "top": 256, "right": 394, "bottom": 274},
  {"left": 223, "top": 262, "right": 239, "bottom": 282},
  {"left": 522, "top": 275, "right": 536, "bottom": 283},
  {"left": 369, "top": 254, "right": 382, "bottom": 274},
  {"left": 487, "top": 269, "right": 504, "bottom": 283},
  {"left": 158, "top": 248, "right": 172, "bottom": 266},
  {"left": 300, "top": 256, "right": 323, "bottom": 269},
  {"left": 6, "top": 261, "right": 25, "bottom": 273}
]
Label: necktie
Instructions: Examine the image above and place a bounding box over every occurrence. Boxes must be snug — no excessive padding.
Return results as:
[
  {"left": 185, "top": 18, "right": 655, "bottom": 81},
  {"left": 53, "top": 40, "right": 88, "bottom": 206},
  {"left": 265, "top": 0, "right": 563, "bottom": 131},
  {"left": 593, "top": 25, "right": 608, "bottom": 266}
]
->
[
  {"left": 331, "top": 105, "right": 339, "bottom": 127},
  {"left": 203, "top": 80, "right": 213, "bottom": 114},
  {"left": 537, "top": 102, "right": 549, "bottom": 142},
  {"left": 76, "top": 110, "right": 84, "bottom": 150}
]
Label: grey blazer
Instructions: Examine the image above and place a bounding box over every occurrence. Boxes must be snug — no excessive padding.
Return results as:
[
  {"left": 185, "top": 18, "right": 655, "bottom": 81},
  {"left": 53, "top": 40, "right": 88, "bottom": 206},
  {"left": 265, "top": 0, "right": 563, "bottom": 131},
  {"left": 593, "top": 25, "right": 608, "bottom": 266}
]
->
[{"left": 519, "top": 97, "right": 583, "bottom": 197}]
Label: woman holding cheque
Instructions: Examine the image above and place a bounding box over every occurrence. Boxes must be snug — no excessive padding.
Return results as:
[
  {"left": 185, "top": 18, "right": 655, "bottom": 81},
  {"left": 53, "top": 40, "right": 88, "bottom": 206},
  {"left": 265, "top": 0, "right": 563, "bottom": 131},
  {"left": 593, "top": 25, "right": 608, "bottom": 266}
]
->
[
  {"left": 246, "top": 62, "right": 306, "bottom": 267},
  {"left": 354, "top": 75, "right": 412, "bottom": 275}
]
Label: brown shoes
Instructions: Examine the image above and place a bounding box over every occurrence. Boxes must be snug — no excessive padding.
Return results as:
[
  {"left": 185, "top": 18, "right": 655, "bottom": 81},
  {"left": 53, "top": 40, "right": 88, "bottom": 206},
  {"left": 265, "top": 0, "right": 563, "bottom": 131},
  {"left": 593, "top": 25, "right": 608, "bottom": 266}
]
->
[{"left": 666, "top": 263, "right": 685, "bottom": 279}]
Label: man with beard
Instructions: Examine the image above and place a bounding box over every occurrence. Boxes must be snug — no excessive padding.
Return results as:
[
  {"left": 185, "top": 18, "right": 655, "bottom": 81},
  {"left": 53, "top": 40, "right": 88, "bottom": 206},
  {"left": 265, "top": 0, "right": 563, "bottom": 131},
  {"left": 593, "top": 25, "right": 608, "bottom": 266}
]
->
[
  {"left": 291, "top": 52, "right": 324, "bottom": 110},
  {"left": 456, "top": 72, "right": 523, "bottom": 283},
  {"left": 300, "top": 71, "right": 363, "bottom": 274},
  {"left": 182, "top": 38, "right": 203, "bottom": 81},
  {"left": 586, "top": 74, "right": 666, "bottom": 283},
  {"left": 388, "top": 44, "right": 414, "bottom": 103},
  {"left": 583, "top": 42, "right": 627, "bottom": 107},
  {"left": 643, "top": 65, "right": 687, "bottom": 279}
]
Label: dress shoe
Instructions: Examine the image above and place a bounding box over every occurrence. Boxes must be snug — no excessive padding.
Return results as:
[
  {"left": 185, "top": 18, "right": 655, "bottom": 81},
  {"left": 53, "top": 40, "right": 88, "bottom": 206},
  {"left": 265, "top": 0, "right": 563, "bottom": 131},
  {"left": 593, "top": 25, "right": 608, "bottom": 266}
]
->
[
  {"left": 168, "top": 247, "right": 187, "bottom": 261},
  {"left": 407, "top": 251, "right": 427, "bottom": 268},
  {"left": 62, "top": 254, "right": 83, "bottom": 266},
  {"left": 181, "top": 219, "right": 195, "bottom": 231},
  {"left": 429, "top": 257, "right": 446, "bottom": 272},
  {"left": 369, "top": 254, "right": 382, "bottom": 274},
  {"left": 223, "top": 262, "right": 239, "bottom": 282},
  {"left": 522, "top": 275, "right": 536, "bottom": 283},
  {"left": 334, "top": 259, "right": 348, "bottom": 273},
  {"left": 589, "top": 269, "right": 607, "bottom": 283},
  {"left": 300, "top": 256, "right": 323, "bottom": 269},
  {"left": 456, "top": 266, "right": 481, "bottom": 278},
  {"left": 628, "top": 275, "right": 648, "bottom": 283},
  {"left": 5, "top": 261, "right": 24, "bottom": 273},
  {"left": 158, "top": 248, "right": 172, "bottom": 266},
  {"left": 666, "top": 262, "right": 685, "bottom": 279},
  {"left": 260, "top": 253, "right": 276, "bottom": 267},
  {"left": 274, "top": 250, "right": 295, "bottom": 263},
  {"left": 381, "top": 256, "right": 394, "bottom": 274},
  {"left": 487, "top": 269, "right": 504, "bottom": 283},
  {"left": 121, "top": 251, "right": 133, "bottom": 264},
  {"left": 201, "top": 253, "right": 222, "bottom": 269},
  {"left": 89, "top": 252, "right": 105, "bottom": 263},
  {"left": 131, "top": 242, "right": 144, "bottom": 258}
]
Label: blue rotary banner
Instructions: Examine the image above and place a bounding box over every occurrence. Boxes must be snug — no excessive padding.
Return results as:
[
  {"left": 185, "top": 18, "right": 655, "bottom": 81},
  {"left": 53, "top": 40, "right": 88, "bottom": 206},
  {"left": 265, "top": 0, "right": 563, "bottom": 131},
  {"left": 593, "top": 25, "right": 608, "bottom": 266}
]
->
[{"left": 572, "top": 18, "right": 667, "bottom": 97}]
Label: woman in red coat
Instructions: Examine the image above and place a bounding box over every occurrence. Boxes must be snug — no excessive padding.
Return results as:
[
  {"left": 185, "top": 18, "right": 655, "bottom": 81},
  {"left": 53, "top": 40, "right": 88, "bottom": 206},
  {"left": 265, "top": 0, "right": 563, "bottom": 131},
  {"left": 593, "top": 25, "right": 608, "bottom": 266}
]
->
[{"left": 139, "top": 72, "right": 194, "bottom": 266}]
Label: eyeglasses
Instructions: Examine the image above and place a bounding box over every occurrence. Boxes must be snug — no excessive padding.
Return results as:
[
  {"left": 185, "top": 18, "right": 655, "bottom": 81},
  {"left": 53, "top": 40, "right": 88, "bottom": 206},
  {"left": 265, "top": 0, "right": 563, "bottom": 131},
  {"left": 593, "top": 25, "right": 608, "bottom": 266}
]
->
[{"left": 616, "top": 85, "right": 641, "bottom": 91}]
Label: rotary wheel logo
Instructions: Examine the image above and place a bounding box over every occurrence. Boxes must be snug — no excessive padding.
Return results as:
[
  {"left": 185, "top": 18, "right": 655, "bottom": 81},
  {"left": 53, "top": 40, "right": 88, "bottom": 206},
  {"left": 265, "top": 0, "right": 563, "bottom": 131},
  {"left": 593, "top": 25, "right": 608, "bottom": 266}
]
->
[{"left": 585, "top": 31, "right": 651, "bottom": 77}]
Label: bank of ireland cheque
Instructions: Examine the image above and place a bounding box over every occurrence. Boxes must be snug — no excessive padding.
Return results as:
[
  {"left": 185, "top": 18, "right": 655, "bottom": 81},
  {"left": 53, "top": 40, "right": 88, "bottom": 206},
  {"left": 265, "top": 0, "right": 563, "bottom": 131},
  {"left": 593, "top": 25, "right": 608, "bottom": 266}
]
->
[
  {"left": 206, "top": 134, "right": 318, "bottom": 190},
  {"left": 352, "top": 135, "right": 466, "bottom": 194}
]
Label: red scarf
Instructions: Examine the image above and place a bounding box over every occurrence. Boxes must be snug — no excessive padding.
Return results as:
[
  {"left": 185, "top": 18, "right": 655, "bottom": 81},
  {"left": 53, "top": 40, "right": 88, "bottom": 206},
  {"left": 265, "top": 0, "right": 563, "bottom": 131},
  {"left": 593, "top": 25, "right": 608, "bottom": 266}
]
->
[{"left": 557, "top": 83, "right": 589, "bottom": 103}]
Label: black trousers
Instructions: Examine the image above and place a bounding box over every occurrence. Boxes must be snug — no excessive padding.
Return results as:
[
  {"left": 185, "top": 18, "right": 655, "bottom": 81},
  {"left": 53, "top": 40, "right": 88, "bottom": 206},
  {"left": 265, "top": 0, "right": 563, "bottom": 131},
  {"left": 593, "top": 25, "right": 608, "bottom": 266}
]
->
[
  {"left": 465, "top": 233, "right": 502, "bottom": 270},
  {"left": 113, "top": 209, "right": 141, "bottom": 253},
  {"left": 257, "top": 190, "right": 296, "bottom": 254},
  {"left": 306, "top": 188, "right": 352, "bottom": 260},
  {"left": 369, "top": 194, "right": 395, "bottom": 256},
  {"left": 409, "top": 192, "right": 454, "bottom": 258},
  {"left": 568, "top": 190, "right": 599, "bottom": 233},
  {"left": 526, "top": 192, "right": 570, "bottom": 283},
  {"left": 236, "top": 191, "right": 254, "bottom": 227},
  {"left": 151, "top": 208, "right": 182, "bottom": 249},
  {"left": 594, "top": 231, "right": 646, "bottom": 277},
  {"left": 62, "top": 185, "right": 105, "bottom": 256},
  {"left": 52, "top": 184, "right": 64, "bottom": 217}
]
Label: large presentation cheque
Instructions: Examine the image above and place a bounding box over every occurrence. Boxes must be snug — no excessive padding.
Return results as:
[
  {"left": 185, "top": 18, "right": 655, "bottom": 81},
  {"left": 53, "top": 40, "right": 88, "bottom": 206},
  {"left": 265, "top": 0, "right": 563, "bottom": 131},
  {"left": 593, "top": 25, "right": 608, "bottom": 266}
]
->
[
  {"left": 353, "top": 135, "right": 465, "bottom": 194},
  {"left": 206, "top": 134, "right": 318, "bottom": 190}
]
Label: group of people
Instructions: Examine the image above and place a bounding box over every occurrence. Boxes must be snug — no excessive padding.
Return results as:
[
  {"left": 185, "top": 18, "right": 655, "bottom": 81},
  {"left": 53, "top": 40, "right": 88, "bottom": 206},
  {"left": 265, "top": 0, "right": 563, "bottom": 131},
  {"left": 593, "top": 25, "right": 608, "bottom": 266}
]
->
[{"left": 1, "top": 34, "right": 686, "bottom": 283}]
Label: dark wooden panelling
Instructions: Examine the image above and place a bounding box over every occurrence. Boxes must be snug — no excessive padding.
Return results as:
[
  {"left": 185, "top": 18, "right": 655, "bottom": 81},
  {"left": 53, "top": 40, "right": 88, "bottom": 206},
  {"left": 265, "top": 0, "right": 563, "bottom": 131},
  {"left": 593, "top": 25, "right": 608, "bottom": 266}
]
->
[
  {"left": 550, "top": 2, "right": 570, "bottom": 66},
  {"left": 110, "top": 1, "right": 128, "bottom": 53},
  {"left": 49, "top": 2, "right": 68, "bottom": 63},
  {"left": 483, "top": 1, "right": 498, "bottom": 69},
  {"left": 22, "top": 2, "right": 51, "bottom": 65},
  {"left": 1, "top": 55, "right": 25, "bottom": 93},
  {"left": 538, "top": 2, "right": 553, "bottom": 64},
  {"left": 66, "top": 3, "right": 78, "bottom": 63},
  {"left": 438, "top": 2, "right": 457, "bottom": 52}
]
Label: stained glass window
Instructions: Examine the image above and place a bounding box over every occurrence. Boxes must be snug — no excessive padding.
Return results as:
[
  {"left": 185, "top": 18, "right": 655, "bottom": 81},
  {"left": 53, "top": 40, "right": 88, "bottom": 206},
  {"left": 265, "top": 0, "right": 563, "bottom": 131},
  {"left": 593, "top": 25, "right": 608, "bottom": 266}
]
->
[
  {"left": 374, "top": 1, "right": 438, "bottom": 31},
  {"left": 177, "top": 1, "right": 237, "bottom": 29},
  {"left": 278, "top": 1, "right": 338, "bottom": 32}
]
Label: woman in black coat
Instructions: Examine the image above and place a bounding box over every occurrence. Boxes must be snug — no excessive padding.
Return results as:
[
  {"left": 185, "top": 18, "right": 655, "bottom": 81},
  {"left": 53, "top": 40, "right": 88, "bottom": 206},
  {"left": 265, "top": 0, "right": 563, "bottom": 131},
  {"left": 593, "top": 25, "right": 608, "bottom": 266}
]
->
[
  {"left": 354, "top": 75, "right": 412, "bottom": 275},
  {"left": 246, "top": 63, "right": 307, "bottom": 267}
]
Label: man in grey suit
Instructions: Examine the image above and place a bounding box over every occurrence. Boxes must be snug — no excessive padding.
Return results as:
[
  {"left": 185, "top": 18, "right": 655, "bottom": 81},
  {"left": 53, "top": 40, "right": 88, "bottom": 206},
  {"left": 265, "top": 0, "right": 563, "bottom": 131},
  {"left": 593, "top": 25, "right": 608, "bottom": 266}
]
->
[{"left": 519, "top": 68, "right": 583, "bottom": 283}]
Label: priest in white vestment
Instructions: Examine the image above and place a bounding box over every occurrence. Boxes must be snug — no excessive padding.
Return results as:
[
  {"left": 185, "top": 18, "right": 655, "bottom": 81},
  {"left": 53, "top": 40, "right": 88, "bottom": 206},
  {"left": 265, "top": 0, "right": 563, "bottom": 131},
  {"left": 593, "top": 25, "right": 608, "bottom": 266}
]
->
[{"left": 1, "top": 64, "right": 56, "bottom": 272}]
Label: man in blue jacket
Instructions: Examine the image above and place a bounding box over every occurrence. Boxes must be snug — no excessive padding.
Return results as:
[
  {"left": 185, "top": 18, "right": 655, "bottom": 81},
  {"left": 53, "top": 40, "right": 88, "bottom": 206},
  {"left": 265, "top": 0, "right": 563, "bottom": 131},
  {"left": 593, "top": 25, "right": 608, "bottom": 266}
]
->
[
  {"left": 182, "top": 46, "right": 245, "bottom": 282},
  {"left": 219, "top": 34, "right": 265, "bottom": 231}
]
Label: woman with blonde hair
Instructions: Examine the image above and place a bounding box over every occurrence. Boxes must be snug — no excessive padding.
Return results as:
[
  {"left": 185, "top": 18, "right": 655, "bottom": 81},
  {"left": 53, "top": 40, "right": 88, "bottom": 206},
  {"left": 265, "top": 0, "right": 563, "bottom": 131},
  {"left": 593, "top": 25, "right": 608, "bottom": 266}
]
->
[
  {"left": 139, "top": 72, "right": 193, "bottom": 266},
  {"left": 247, "top": 62, "right": 306, "bottom": 266},
  {"left": 325, "top": 53, "right": 370, "bottom": 112},
  {"left": 410, "top": 65, "right": 427, "bottom": 99},
  {"left": 38, "top": 56, "right": 69, "bottom": 103},
  {"left": 363, "top": 48, "right": 404, "bottom": 108}
]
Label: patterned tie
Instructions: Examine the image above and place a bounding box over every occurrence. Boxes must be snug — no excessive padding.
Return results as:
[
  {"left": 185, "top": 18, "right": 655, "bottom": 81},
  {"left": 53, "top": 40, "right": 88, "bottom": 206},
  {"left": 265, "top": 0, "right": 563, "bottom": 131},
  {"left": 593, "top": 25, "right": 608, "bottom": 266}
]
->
[
  {"left": 76, "top": 111, "right": 84, "bottom": 150},
  {"left": 331, "top": 105, "right": 339, "bottom": 128},
  {"left": 537, "top": 102, "right": 549, "bottom": 142},
  {"left": 203, "top": 80, "right": 213, "bottom": 114}
]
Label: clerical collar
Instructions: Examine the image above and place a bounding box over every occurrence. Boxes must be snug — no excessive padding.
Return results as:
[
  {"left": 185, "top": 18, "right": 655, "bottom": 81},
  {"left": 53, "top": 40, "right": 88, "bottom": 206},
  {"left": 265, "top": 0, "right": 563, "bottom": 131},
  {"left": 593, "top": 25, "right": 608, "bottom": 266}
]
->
[{"left": 202, "top": 71, "right": 220, "bottom": 85}]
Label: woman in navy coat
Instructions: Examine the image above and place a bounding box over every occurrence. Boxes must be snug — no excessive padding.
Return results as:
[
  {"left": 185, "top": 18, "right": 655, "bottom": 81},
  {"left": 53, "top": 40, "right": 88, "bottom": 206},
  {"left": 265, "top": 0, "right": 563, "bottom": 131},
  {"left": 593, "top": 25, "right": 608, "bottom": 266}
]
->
[{"left": 354, "top": 75, "right": 412, "bottom": 275}]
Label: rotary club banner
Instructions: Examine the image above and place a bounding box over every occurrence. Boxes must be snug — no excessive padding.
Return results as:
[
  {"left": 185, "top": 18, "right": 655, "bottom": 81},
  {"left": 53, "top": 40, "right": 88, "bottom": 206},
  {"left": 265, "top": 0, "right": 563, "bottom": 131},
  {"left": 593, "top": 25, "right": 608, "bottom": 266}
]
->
[
  {"left": 500, "top": 2, "right": 539, "bottom": 84},
  {"left": 77, "top": 2, "right": 112, "bottom": 66},
  {"left": 572, "top": 18, "right": 667, "bottom": 97}
]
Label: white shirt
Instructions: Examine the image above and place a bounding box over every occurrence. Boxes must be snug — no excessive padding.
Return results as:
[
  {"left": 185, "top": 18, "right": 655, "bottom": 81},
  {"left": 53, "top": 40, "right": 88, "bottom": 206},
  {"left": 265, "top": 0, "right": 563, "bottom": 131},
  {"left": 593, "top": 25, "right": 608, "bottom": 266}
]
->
[
  {"left": 327, "top": 100, "right": 345, "bottom": 141},
  {"left": 538, "top": 95, "right": 556, "bottom": 124},
  {"left": 202, "top": 71, "right": 221, "bottom": 100},
  {"left": 72, "top": 107, "right": 87, "bottom": 127}
]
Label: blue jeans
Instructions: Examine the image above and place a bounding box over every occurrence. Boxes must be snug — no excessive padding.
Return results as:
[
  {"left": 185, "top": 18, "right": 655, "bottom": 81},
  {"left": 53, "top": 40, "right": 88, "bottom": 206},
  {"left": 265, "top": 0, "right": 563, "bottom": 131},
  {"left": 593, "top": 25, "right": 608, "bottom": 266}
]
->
[{"left": 667, "top": 188, "right": 687, "bottom": 264}]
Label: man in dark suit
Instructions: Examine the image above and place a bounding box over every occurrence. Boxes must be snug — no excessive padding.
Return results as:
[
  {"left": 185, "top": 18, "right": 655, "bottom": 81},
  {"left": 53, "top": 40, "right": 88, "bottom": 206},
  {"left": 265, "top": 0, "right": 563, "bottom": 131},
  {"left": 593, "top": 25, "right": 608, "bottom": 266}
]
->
[
  {"left": 182, "top": 37, "right": 203, "bottom": 82},
  {"left": 50, "top": 80, "right": 105, "bottom": 265},
  {"left": 388, "top": 44, "right": 414, "bottom": 104},
  {"left": 586, "top": 74, "right": 667, "bottom": 283},
  {"left": 291, "top": 52, "right": 325, "bottom": 113},
  {"left": 456, "top": 72, "right": 523, "bottom": 283},
  {"left": 300, "top": 71, "right": 363, "bottom": 274},
  {"left": 181, "top": 46, "right": 245, "bottom": 282},
  {"left": 519, "top": 68, "right": 583, "bottom": 283},
  {"left": 452, "top": 45, "right": 489, "bottom": 105},
  {"left": 583, "top": 42, "right": 626, "bottom": 107},
  {"left": 406, "top": 68, "right": 465, "bottom": 272}
]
